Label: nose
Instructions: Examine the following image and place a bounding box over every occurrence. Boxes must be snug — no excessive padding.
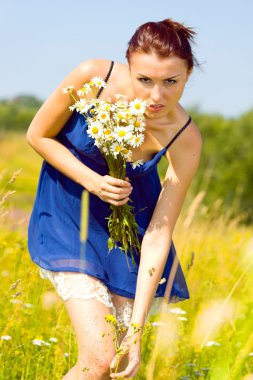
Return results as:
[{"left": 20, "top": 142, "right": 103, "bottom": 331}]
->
[{"left": 150, "top": 84, "right": 163, "bottom": 103}]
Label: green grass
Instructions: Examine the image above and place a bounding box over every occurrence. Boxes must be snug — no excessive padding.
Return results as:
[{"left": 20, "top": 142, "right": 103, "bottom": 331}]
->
[{"left": 1, "top": 132, "right": 253, "bottom": 379}]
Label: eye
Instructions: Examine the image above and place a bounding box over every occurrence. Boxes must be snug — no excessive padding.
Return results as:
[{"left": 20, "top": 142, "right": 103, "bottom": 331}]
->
[
  {"left": 164, "top": 79, "right": 177, "bottom": 84},
  {"left": 137, "top": 77, "right": 151, "bottom": 83}
]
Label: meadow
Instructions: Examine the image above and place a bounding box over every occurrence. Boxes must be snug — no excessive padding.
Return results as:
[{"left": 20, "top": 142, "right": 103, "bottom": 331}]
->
[{"left": 1, "top": 132, "right": 253, "bottom": 380}]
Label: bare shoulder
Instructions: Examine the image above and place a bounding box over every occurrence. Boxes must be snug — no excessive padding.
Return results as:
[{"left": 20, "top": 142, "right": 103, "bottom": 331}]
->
[
  {"left": 26, "top": 58, "right": 114, "bottom": 140},
  {"left": 74, "top": 59, "right": 128, "bottom": 97},
  {"left": 166, "top": 113, "right": 203, "bottom": 160},
  {"left": 53, "top": 58, "right": 114, "bottom": 91},
  {"left": 186, "top": 117, "right": 203, "bottom": 153},
  {"left": 75, "top": 58, "right": 114, "bottom": 80},
  {"left": 164, "top": 115, "right": 203, "bottom": 182}
]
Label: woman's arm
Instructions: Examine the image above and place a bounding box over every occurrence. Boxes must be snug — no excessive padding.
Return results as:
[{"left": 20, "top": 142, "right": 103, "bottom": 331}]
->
[
  {"left": 26, "top": 59, "right": 102, "bottom": 190},
  {"left": 130, "top": 122, "right": 203, "bottom": 326},
  {"left": 26, "top": 59, "right": 132, "bottom": 205}
]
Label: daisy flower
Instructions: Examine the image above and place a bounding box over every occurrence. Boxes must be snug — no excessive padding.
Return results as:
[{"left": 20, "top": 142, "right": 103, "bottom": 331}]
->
[
  {"left": 1, "top": 335, "right": 11, "bottom": 341},
  {"left": 100, "top": 103, "right": 112, "bottom": 113},
  {"left": 82, "top": 83, "right": 92, "bottom": 94},
  {"left": 97, "top": 110, "right": 110, "bottom": 123},
  {"left": 130, "top": 133, "right": 145, "bottom": 148},
  {"left": 113, "top": 94, "right": 128, "bottom": 106},
  {"left": 121, "top": 147, "right": 131, "bottom": 159},
  {"left": 77, "top": 88, "right": 86, "bottom": 97},
  {"left": 62, "top": 85, "right": 74, "bottom": 94},
  {"left": 114, "top": 125, "right": 134, "bottom": 142},
  {"left": 90, "top": 76, "right": 106, "bottom": 88},
  {"left": 32, "top": 339, "right": 50, "bottom": 346},
  {"left": 101, "top": 145, "right": 109, "bottom": 154},
  {"left": 69, "top": 105, "right": 76, "bottom": 112},
  {"left": 49, "top": 337, "right": 58, "bottom": 343},
  {"left": 115, "top": 100, "right": 129, "bottom": 109},
  {"left": 87, "top": 122, "right": 103, "bottom": 139},
  {"left": 129, "top": 99, "right": 148, "bottom": 115},
  {"left": 115, "top": 94, "right": 127, "bottom": 101},
  {"left": 73, "top": 99, "right": 90, "bottom": 114},
  {"left": 133, "top": 118, "right": 145, "bottom": 132},
  {"left": 94, "top": 137, "right": 103, "bottom": 148},
  {"left": 103, "top": 128, "right": 112, "bottom": 135},
  {"left": 124, "top": 111, "right": 132, "bottom": 121},
  {"left": 102, "top": 128, "right": 113, "bottom": 141},
  {"left": 113, "top": 111, "right": 128, "bottom": 123},
  {"left": 110, "top": 142, "right": 124, "bottom": 158},
  {"left": 131, "top": 159, "right": 144, "bottom": 169}
]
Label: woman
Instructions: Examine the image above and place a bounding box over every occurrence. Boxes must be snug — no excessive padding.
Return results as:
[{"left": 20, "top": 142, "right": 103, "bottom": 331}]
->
[{"left": 27, "top": 18, "right": 202, "bottom": 380}]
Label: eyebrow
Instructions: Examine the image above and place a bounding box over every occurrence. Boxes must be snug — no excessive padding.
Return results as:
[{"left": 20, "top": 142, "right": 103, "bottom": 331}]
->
[{"left": 137, "top": 74, "right": 180, "bottom": 79}]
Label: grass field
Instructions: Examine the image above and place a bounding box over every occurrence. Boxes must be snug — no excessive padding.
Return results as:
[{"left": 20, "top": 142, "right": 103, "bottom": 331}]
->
[{"left": 1, "top": 132, "right": 253, "bottom": 380}]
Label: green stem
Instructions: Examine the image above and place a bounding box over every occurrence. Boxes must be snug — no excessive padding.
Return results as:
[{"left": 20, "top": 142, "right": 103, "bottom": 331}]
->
[{"left": 69, "top": 92, "right": 78, "bottom": 103}]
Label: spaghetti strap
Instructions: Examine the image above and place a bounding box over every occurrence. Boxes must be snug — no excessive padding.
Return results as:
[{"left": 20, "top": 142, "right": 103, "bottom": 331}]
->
[
  {"left": 164, "top": 115, "right": 192, "bottom": 150},
  {"left": 96, "top": 61, "right": 114, "bottom": 99}
]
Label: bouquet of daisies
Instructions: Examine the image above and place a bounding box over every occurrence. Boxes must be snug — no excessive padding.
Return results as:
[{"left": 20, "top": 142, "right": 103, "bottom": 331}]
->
[{"left": 63, "top": 77, "right": 148, "bottom": 267}]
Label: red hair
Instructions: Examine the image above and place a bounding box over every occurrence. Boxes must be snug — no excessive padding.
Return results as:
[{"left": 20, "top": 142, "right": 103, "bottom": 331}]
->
[{"left": 126, "top": 18, "right": 197, "bottom": 70}]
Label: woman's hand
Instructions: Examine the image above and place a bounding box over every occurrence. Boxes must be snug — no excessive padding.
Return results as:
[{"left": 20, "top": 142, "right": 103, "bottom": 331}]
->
[
  {"left": 89, "top": 174, "right": 133, "bottom": 206},
  {"left": 110, "top": 329, "right": 142, "bottom": 379}
]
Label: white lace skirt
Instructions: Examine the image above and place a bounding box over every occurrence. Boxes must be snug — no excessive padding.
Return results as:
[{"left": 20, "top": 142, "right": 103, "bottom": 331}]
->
[
  {"left": 39, "top": 268, "right": 164, "bottom": 328},
  {"left": 39, "top": 268, "right": 134, "bottom": 327}
]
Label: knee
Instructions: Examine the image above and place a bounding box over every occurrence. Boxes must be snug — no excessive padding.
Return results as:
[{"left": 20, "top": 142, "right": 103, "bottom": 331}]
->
[
  {"left": 77, "top": 355, "right": 112, "bottom": 379},
  {"left": 76, "top": 364, "right": 111, "bottom": 380}
]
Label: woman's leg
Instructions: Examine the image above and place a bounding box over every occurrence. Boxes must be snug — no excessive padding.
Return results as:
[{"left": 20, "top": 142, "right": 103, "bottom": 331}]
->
[
  {"left": 62, "top": 295, "right": 116, "bottom": 380},
  {"left": 42, "top": 270, "right": 117, "bottom": 380},
  {"left": 41, "top": 269, "right": 135, "bottom": 379}
]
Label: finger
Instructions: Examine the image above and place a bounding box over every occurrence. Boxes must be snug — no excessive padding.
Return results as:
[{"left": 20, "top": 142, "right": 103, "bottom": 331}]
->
[
  {"left": 110, "top": 354, "right": 119, "bottom": 370},
  {"left": 102, "top": 184, "right": 132, "bottom": 196},
  {"left": 108, "top": 197, "right": 130, "bottom": 206},
  {"left": 102, "top": 191, "right": 131, "bottom": 201},
  {"left": 110, "top": 357, "right": 139, "bottom": 378},
  {"left": 105, "top": 176, "right": 132, "bottom": 188},
  {"left": 110, "top": 352, "right": 126, "bottom": 373}
]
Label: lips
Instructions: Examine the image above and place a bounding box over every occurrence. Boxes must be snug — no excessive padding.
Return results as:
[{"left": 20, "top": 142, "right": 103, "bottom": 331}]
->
[{"left": 148, "top": 104, "right": 164, "bottom": 111}]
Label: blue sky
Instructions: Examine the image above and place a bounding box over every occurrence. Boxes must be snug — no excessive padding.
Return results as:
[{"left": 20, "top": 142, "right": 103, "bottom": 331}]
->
[{"left": 1, "top": 0, "right": 252, "bottom": 117}]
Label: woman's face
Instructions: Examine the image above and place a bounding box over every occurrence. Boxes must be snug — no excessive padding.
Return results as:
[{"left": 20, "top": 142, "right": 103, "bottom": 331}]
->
[{"left": 128, "top": 52, "right": 192, "bottom": 118}]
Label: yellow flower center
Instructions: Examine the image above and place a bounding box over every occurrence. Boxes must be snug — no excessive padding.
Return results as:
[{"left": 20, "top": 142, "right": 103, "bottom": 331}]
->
[
  {"left": 115, "top": 146, "right": 122, "bottom": 152},
  {"left": 91, "top": 127, "right": 99, "bottom": 134},
  {"left": 117, "top": 113, "right": 123, "bottom": 119},
  {"left": 135, "top": 137, "right": 140, "bottom": 142},
  {"left": 101, "top": 113, "right": 107, "bottom": 119},
  {"left": 122, "top": 148, "right": 129, "bottom": 154},
  {"left": 118, "top": 130, "right": 126, "bottom": 137},
  {"left": 135, "top": 103, "right": 141, "bottom": 110},
  {"left": 104, "top": 129, "right": 111, "bottom": 135},
  {"left": 134, "top": 121, "right": 141, "bottom": 127}
]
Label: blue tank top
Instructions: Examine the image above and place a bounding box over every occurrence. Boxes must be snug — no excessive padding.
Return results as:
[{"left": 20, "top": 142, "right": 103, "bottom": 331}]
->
[{"left": 27, "top": 61, "right": 191, "bottom": 302}]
